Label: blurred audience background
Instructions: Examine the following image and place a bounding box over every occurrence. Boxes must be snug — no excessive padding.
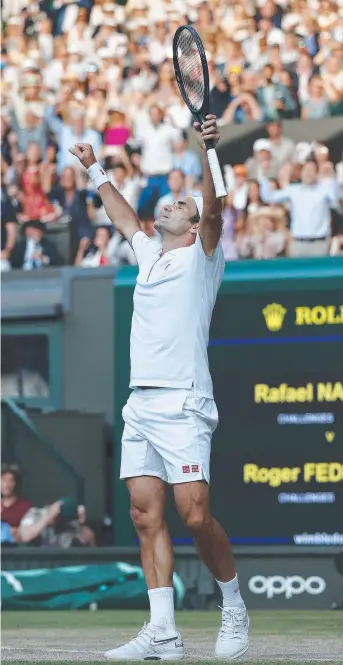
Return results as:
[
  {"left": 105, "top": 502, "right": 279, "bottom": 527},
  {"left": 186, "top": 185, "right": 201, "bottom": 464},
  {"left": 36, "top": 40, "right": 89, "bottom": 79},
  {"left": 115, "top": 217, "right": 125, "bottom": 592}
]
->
[{"left": 1, "top": 0, "right": 343, "bottom": 267}]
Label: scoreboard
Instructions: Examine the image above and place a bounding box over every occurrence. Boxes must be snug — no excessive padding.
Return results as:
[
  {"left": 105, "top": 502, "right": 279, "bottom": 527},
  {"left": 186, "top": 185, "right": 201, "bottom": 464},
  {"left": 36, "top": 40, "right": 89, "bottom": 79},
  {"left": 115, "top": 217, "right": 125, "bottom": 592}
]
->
[
  {"left": 114, "top": 258, "right": 343, "bottom": 546},
  {"left": 209, "top": 283, "right": 343, "bottom": 546}
]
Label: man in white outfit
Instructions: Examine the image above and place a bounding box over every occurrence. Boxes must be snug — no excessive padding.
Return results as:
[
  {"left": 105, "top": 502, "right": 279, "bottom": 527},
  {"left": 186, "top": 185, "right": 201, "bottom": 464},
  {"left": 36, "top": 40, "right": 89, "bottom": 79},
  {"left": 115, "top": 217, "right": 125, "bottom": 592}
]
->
[{"left": 69, "top": 115, "right": 249, "bottom": 661}]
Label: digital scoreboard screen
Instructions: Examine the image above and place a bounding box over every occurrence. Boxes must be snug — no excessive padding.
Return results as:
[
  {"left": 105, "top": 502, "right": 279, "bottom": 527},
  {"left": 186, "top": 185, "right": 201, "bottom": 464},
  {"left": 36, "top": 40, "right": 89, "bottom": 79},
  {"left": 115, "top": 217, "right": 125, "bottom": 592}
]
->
[
  {"left": 114, "top": 263, "right": 343, "bottom": 548},
  {"left": 208, "top": 290, "right": 343, "bottom": 546}
]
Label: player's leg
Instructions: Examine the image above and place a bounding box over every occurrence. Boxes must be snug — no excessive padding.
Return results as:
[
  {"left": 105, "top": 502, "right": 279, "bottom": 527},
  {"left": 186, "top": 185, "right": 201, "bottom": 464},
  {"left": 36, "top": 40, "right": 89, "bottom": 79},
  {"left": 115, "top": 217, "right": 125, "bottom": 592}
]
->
[
  {"left": 127, "top": 475, "right": 175, "bottom": 616},
  {"left": 173, "top": 481, "right": 248, "bottom": 660},
  {"left": 151, "top": 389, "right": 248, "bottom": 661},
  {"left": 105, "top": 392, "right": 184, "bottom": 661},
  {"left": 105, "top": 475, "right": 184, "bottom": 661},
  {"left": 173, "top": 480, "right": 237, "bottom": 583}
]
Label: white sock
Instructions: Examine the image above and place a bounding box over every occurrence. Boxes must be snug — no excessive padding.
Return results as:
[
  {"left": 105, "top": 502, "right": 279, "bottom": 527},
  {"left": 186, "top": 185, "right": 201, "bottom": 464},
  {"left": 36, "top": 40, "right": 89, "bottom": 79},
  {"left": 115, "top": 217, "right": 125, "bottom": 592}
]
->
[
  {"left": 148, "top": 587, "right": 175, "bottom": 631},
  {"left": 216, "top": 574, "right": 245, "bottom": 610}
]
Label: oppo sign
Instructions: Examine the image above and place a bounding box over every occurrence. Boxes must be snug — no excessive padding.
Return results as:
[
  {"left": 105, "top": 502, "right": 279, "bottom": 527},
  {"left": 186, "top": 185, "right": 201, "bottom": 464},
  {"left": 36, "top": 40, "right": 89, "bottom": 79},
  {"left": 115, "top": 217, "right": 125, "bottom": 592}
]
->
[{"left": 248, "top": 575, "right": 326, "bottom": 599}]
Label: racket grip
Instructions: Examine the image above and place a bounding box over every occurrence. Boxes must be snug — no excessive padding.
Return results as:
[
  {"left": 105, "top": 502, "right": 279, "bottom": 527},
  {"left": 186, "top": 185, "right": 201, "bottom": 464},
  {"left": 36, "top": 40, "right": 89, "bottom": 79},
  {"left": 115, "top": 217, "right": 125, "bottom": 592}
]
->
[{"left": 206, "top": 148, "right": 227, "bottom": 199}]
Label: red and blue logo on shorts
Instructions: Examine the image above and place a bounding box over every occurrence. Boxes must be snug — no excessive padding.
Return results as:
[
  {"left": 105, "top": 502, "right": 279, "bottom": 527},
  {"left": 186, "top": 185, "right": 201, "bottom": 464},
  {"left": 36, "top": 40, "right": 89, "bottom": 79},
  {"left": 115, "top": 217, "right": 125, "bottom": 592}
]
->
[{"left": 182, "top": 464, "right": 199, "bottom": 473}]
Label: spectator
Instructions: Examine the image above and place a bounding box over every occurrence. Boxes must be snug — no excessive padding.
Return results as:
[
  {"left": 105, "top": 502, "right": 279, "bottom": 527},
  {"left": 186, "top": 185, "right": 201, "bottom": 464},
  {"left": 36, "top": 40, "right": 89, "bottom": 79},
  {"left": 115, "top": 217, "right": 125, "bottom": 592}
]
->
[
  {"left": 245, "top": 139, "right": 279, "bottom": 181},
  {"left": 136, "top": 105, "right": 181, "bottom": 218},
  {"left": 295, "top": 52, "right": 316, "bottom": 107},
  {"left": 47, "top": 108, "right": 102, "bottom": 174},
  {"left": 222, "top": 91, "right": 263, "bottom": 125},
  {"left": 1, "top": 465, "right": 32, "bottom": 539},
  {"left": 209, "top": 75, "right": 232, "bottom": 120},
  {"left": 13, "top": 72, "right": 46, "bottom": 129},
  {"left": 48, "top": 165, "right": 93, "bottom": 259},
  {"left": 75, "top": 225, "right": 115, "bottom": 267},
  {"left": 266, "top": 121, "right": 297, "bottom": 169},
  {"left": 108, "top": 162, "right": 142, "bottom": 212},
  {"left": 104, "top": 105, "right": 131, "bottom": 157},
  {"left": 148, "top": 59, "right": 177, "bottom": 109},
  {"left": 155, "top": 169, "right": 186, "bottom": 220},
  {"left": 244, "top": 180, "right": 264, "bottom": 217},
  {"left": 317, "top": 0, "right": 339, "bottom": 30},
  {"left": 16, "top": 143, "right": 60, "bottom": 224},
  {"left": 281, "top": 32, "right": 299, "bottom": 67},
  {"left": 1, "top": 115, "right": 13, "bottom": 166},
  {"left": 260, "top": 160, "right": 340, "bottom": 257},
  {"left": 220, "top": 39, "right": 246, "bottom": 78},
  {"left": 247, "top": 208, "right": 288, "bottom": 259},
  {"left": 256, "top": 65, "right": 297, "bottom": 121},
  {"left": 1, "top": 165, "right": 18, "bottom": 271},
  {"left": 37, "top": 14, "right": 54, "bottom": 62},
  {"left": 321, "top": 54, "right": 343, "bottom": 114},
  {"left": 299, "top": 17, "right": 319, "bottom": 58},
  {"left": 314, "top": 144, "right": 332, "bottom": 177},
  {"left": 66, "top": 7, "right": 93, "bottom": 56},
  {"left": 172, "top": 131, "right": 202, "bottom": 193},
  {"left": 18, "top": 499, "right": 95, "bottom": 547},
  {"left": 251, "top": 34, "right": 271, "bottom": 73},
  {"left": 1, "top": 520, "right": 16, "bottom": 545},
  {"left": 301, "top": 76, "right": 331, "bottom": 119},
  {"left": 221, "top": 196, "right": 239, "bottom": 261},
  {"left": 11, "top": 220, "right": 63, "bottom": 270},
  {"left": 9, "top": 108, "right": 50, "bottom": 157},
  {"left": 224, "top": 165, "right": 249, "bottom": 212}
]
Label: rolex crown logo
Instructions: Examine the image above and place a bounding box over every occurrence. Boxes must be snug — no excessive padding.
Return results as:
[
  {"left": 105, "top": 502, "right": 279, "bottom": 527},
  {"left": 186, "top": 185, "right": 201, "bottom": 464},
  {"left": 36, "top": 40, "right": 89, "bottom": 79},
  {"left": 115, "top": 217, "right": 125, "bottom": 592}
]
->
[
  {"left": 262, "top": 303, "right": 287, "bottom": 332},
  {"left": 325, "top": 431, "right": 335, "bottom": 443}
]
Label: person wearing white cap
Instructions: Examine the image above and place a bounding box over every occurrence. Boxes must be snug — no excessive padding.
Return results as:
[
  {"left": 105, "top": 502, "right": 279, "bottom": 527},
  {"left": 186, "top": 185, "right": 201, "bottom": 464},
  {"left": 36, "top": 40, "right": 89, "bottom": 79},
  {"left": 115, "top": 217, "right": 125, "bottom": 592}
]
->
[
  {"left": 245, "top": 138, "right": 279, "bottom": 181},
  {"left": 69, "top": 115, "right": 249, "bottom": 661}
]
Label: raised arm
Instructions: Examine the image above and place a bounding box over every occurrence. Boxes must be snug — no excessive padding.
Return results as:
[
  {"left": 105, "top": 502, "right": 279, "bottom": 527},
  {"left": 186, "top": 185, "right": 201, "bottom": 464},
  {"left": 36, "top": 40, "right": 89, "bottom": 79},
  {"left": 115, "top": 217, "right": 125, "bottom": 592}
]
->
[
  {"left": 69, "top": 143, "right": 140, "bottom": 242},
  {"left": 260, "top": 178, "right": 292, "bottom": 205},
  {"left": 193, "top": 115, "right": 224, "bottom": 256}
]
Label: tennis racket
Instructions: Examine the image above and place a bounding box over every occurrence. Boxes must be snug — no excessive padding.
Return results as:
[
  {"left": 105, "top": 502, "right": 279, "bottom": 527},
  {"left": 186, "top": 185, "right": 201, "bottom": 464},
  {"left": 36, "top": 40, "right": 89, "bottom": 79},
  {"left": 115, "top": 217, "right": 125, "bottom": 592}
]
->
[{"left": 173, "top": 25, "right": 227, "bottom": 199}]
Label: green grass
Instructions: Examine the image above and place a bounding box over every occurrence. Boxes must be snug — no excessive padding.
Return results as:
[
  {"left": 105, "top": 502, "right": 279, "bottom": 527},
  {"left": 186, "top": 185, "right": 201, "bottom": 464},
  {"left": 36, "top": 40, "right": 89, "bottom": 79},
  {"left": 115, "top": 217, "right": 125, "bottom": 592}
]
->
[
  {"left": 3, "top": 610, "right": 342, "bottom": 664},
  {"left": 6, "top": 662, "right": 343, "bottom": 665},
  {"left": 2, "top": 609, "right": 342, "bottom": 636}
]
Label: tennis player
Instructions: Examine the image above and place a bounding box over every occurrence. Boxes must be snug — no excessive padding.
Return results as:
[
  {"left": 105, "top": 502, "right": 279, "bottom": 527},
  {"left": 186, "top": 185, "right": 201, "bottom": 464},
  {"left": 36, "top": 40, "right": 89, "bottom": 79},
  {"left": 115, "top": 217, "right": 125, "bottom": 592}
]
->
[{"left": 69, "top": 115, "right": 249, "bottom": 661}]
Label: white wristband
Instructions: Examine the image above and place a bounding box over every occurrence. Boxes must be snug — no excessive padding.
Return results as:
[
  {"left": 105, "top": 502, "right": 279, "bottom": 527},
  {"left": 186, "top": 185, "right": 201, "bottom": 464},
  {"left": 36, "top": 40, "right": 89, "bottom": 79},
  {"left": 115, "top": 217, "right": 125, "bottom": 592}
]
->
[{"left": 87, "top": 162, "right": 110, "bottom": 190}]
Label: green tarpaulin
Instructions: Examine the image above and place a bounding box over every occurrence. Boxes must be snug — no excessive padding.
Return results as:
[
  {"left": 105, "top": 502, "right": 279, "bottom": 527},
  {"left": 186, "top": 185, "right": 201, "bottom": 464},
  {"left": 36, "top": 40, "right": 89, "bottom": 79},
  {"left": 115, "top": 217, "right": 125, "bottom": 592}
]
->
[{"left": 1, "top": 563, "right": 185, "bottom": 610}]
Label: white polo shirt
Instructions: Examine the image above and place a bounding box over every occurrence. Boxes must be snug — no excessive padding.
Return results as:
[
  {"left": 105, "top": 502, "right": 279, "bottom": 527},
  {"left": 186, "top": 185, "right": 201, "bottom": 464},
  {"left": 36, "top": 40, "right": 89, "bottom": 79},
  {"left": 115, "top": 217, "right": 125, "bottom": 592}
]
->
[
  {"left": 137, "top": 122, "right": 182, "bottom": 176},
  {"left": 129, "top": 231, "right": 225, "bottom": 397}
]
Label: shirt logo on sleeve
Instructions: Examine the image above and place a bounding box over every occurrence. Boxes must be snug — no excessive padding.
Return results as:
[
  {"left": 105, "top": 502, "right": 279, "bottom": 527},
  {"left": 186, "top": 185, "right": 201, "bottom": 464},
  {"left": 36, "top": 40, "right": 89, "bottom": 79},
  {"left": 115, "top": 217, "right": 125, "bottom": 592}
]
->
[{"left": 182, "top": 465, "right": 190, "bottom": 474}]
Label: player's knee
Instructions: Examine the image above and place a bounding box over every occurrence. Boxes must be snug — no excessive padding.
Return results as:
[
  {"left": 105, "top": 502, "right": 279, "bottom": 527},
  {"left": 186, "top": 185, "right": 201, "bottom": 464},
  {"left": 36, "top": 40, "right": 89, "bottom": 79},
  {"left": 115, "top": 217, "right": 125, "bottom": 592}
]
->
[
  {"left": 182, "top": 507, "right": 210, "bottom": 533},
  {"left": 130, "top": 505, "right": 159, "bottom": 532}
]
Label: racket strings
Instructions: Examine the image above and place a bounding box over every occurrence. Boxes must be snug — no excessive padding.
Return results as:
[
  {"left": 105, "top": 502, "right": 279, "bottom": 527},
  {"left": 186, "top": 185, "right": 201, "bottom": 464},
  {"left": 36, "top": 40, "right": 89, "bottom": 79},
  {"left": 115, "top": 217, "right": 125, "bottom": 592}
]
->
[{"left": 176, "top": 28, "right": 205, "bottom": 113}]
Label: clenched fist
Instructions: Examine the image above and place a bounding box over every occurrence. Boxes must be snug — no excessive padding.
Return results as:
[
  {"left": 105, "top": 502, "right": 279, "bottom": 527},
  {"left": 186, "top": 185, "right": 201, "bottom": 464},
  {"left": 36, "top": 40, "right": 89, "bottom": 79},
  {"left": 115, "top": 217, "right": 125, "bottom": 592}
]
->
[{"left": 68, "top": 143, "right": 97, "bottom": 169}]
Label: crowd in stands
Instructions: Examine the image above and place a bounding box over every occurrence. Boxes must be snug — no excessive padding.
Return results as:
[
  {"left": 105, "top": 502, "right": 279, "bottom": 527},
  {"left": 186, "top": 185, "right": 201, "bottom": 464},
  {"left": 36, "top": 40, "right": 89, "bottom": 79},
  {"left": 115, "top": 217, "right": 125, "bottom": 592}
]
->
[
  {"left": 1, "top": 464, "right": 96, "bottom": 547},
  {"left": 1, "top": 0, "right": 343, "bottom": 269}
]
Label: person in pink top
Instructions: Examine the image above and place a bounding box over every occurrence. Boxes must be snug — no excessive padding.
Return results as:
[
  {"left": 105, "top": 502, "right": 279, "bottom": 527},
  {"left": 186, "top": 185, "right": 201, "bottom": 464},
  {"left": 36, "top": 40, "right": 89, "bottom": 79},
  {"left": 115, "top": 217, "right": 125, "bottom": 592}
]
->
[{"left": 104, "top": 105, "right": 130, "bottom": 157}]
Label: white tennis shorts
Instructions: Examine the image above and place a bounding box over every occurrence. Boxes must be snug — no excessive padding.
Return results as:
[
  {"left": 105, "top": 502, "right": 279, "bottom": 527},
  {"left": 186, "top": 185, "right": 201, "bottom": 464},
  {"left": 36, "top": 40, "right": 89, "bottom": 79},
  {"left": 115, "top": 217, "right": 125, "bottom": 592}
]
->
[{"left": 120, "top": 387, "right": 218, "bottom": 484}]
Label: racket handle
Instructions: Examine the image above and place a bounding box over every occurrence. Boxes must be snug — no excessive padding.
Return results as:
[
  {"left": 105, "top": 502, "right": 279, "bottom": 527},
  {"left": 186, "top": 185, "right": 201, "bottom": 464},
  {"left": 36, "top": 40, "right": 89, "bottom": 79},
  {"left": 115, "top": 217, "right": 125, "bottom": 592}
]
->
[{"left": 206, "top": 148, "right": 227, "bottom": 199}]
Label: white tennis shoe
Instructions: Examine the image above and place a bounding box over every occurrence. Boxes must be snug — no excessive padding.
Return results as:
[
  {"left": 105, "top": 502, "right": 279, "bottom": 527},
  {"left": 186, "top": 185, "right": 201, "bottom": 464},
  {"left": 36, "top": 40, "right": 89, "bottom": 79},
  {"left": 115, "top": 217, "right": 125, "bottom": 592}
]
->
[
  {"left": 104, "top": 622, "right": 184, "bottom": 661},
  {"left": 215, "top": 606, "right": 249, "bottom": 659}
]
